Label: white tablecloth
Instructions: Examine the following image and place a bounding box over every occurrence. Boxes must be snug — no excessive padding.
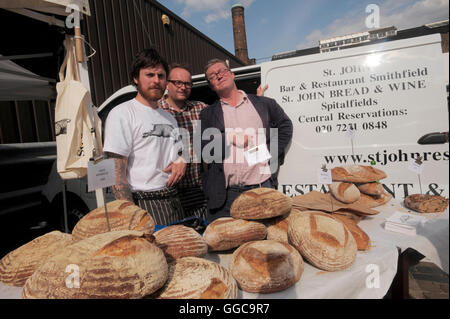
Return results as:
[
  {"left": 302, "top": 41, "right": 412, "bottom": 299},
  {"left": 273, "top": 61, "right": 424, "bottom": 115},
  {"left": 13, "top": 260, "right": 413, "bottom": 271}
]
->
[{"left": 0, "top": 200, "right": 447, "bottom": 299}]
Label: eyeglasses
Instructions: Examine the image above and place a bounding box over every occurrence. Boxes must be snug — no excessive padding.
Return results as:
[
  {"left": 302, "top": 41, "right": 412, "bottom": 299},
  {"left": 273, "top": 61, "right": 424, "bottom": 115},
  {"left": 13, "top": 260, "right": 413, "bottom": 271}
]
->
[
  {"left": 168, "top": 80, "right": 193, "bottom": 89},
  {"left": 206, "top": 68, "right": 230, "bottom": 82}
]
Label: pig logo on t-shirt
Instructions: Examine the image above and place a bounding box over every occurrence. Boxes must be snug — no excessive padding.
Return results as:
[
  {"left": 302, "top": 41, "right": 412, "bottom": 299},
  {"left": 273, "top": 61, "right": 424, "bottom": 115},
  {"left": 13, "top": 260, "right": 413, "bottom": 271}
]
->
[{"left": 143, "top": 124, "right": 181, "bottom": 142}]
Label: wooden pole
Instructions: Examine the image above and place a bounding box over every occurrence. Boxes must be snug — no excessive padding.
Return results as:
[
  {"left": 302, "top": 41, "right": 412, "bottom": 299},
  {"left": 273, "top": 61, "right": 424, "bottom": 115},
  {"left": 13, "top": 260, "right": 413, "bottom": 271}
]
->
[{"left": 75, "top": 27, "right": 84, "bottom": 63}]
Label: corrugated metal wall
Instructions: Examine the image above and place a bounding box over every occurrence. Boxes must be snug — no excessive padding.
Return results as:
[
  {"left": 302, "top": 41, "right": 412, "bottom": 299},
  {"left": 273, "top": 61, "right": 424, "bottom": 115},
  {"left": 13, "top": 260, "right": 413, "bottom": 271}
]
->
[{"left": 82, "top": 0, "right": 245, "bottom": 107}]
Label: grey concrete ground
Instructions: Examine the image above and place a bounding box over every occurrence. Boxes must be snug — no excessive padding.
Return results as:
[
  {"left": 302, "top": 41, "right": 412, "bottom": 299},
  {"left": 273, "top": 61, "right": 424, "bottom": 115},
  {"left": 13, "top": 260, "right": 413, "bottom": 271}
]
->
[{"left": 408, "top": 262, "right": 449, "bottom": 299}]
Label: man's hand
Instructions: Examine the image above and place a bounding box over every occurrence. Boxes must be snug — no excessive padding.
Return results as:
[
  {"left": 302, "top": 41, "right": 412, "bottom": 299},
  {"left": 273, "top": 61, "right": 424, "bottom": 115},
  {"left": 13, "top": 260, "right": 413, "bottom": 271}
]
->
[
  {"left": 163, "top": 156, "right": 187, "bottom": 187},
  {"left": 257, "top": 84, "right": 268, "bottom": 96}
]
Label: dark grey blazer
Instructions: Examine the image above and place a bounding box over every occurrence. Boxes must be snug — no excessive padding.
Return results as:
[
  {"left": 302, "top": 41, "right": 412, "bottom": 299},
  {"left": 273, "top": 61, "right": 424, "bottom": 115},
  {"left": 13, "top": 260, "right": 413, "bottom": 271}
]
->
[{"left": 199, "top": 94, "right": 293, "bottom": 210}]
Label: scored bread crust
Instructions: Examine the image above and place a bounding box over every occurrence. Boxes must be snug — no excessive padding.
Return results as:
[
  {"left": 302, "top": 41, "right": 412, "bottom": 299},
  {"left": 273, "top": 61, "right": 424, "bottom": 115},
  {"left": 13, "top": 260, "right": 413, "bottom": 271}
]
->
[
  {"left": 150, "top": 257, "right": 238, "bottom": 299},
  {"left": 329, "top": 182, "right": 361, "bottom": 203},
  {"left": 230, "top": 188, "right": 292, "bottom": 220},
  {"left": 203, "top": 217, "right": 267, "bottom": 251},
  {"left": 356, "top": 182, "right": 385, "bottom": 196},
  {"left": 230, "top": 240, "right": 304, "bottom": 293},
  {"left": 72, "top": 200, "right": 155, "bottom": 241},
  {"left": 331, "top": 165, "right": 387, "bottom": 183},
  {"left": 0, "top": 231, "right": 73, "bottom": 287},
  {"left": 264, "top": 209, "right": 303, "bottom": 243},
  {"left": 288, "top": 211, "right": 357, "bottom": 271},
  {"left": 330, "top": 214, "right": 370, "bottom": 250},
  {"left": 404, "top": 194, "right": 449, "bottom": 213},
  {"left": 153, "top": 225, "right": 208, "bottom": 262},
  {"left": 22, "top": 230, "right": 168, "bottom": 299}
]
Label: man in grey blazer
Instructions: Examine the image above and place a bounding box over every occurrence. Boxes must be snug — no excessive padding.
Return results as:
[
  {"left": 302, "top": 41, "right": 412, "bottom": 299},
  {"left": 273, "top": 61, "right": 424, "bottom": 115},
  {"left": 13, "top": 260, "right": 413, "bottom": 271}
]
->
[{"left": 200, "top": 59, "right": 293, "bottom": 223}]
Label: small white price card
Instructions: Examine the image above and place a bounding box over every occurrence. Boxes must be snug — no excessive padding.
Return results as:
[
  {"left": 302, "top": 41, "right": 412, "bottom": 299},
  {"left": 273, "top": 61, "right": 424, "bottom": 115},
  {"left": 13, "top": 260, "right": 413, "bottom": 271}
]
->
[
  {"left": 244, "top": 144, "right": 272, "bottom": 166},
  {"left": 87, "top": 159, "right": 115, "bottom": 192},
  {"left": 408, "top": 158, "right": 424, "bottom": 174},
  {"left": 317, "top": 167, "right": 332, "bottom": 184},
  {"left": 346, "top": 128, "right": 356, "bottom": 139}
]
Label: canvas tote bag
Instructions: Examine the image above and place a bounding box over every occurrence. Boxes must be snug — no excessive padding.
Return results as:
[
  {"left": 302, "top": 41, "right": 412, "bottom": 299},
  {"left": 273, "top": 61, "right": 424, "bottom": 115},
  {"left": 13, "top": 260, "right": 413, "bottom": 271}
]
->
[{"left": 55, "top": 36, "right": 102, "bottom": 179}]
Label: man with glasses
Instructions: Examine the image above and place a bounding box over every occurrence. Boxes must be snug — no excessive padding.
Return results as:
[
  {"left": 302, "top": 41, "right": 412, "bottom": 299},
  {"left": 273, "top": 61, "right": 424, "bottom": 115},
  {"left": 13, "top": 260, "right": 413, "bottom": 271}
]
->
[
  {"left": 158, "top": 64, "right": 209, "bottom": 230},
  {"left": 200, "top": 59, "right": 293, "bottom": 223}
]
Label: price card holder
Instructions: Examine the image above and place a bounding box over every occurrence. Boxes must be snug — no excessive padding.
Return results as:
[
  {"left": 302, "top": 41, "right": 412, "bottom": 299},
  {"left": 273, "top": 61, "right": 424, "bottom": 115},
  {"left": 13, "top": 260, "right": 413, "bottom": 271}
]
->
[
  {"left": 88, "top": 158, "right": 115, "bottom": 232},
  {"left": 244, "top": 143, "right": 272, "bottom": 167},
  {"left": 408, "top": 156, "right": 424, "bottom": 194},
  {"left": 318, "top": 164, "right": 334, "bottom": 210},
  {"left": 317, "top": 166, "right": 332, "bottom": 185},
  {"left": 87, "top": 158, "right": 115, "bottom": 192},
  {"left": 408, "top": 158, "right": 424, "bottom": 174}
]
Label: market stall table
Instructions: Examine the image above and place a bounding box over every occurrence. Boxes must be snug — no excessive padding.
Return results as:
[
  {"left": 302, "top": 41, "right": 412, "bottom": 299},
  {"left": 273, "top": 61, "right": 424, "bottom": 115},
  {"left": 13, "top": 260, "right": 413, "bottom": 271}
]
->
[{"left": 0, "top": 199, "right": 447, "bottom": 299}]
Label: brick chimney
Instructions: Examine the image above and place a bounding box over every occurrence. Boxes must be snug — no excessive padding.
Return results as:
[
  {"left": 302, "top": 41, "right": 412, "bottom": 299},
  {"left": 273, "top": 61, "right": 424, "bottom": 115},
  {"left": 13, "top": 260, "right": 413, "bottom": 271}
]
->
[{"left": 232, "top": 4, "right": 251, "bottom": 65}]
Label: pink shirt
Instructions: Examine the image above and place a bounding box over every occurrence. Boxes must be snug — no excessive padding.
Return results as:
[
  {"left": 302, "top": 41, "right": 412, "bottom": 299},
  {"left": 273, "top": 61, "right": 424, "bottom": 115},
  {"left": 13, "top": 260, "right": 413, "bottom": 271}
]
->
[{"left": 221, "top": 91, "right": 271, "bottom": 187}]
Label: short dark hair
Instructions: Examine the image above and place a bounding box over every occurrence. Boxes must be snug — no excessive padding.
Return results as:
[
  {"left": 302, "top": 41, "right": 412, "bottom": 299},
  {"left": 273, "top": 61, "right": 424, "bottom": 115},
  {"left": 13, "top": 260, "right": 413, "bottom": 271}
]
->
[{"left": 130, "top": 48, "right": 169, "bottom": 84}]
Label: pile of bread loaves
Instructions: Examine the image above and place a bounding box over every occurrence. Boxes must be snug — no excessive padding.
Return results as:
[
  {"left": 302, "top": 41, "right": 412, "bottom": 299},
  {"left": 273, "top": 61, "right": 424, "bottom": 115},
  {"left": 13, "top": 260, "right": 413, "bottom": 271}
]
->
[
  {"left": 203, "top": 185, "right": 375, "bottom": 294},
  {"left": 329, "top": 165, "right": 392, "bottom": 208},
  {"left": 0, "top": 171, "right": 383, "bottom": 298},
  {"left": 0, "top": 200, "right": 237, "bottom": 299}
]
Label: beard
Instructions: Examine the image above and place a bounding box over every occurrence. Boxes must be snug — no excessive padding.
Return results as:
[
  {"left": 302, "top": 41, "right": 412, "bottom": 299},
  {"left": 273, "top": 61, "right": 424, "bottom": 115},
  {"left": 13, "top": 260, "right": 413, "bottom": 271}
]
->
[{"left": 136, "top": 83, "right": 165, "bottom": 102}]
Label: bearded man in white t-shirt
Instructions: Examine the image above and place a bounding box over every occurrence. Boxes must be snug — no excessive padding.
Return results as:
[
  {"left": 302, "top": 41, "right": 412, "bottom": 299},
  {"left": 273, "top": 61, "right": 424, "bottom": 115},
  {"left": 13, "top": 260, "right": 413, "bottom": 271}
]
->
[{"left": 104, "top": 49, "right": 187, "bottom": 226}]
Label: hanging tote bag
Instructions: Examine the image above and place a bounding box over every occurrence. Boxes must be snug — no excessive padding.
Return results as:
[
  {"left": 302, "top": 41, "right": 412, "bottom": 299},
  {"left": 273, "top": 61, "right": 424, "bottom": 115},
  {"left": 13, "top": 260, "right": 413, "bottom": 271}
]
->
[{"left": 55, "top": 36, "right": 102, "bottom": 179}]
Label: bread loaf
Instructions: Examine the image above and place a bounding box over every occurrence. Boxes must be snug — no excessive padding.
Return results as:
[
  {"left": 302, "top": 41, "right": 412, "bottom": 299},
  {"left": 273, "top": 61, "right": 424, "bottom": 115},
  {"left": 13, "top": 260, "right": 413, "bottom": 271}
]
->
[
  {"left": 230, "top": 240, "right": 304, "bottom": 293},
  {"left": 0, "top": 231, "right": 73, "bottom": 287},
  {"left": 264, "top": 209, "right": 303, "bottom": 243},
  {"left": 356, "top": 182, "right": 384, "bottom": 196},
  {"left": 150, "top": 257, "right": 238, "bottom": 299},
  {"left": 153, "top": 225, "right": 208, "bottom": 262},
  {"left": 330, "top": 214, "right": 370, "bottom": 250},
  {"left": 203, "top": 217, "right": 267, "bottom": 251},
  {"left": 331, "top": 165, "right": 387, "bottom": 183},
  {"left": 230, "top": 188, "right": 292, "bottom": 220},
  {"left": 288, "top": 211, "right": 357, "bottom": 271},
  {"left": 404, "top": 194, "right": 449, "bottom": 213},
  {"left": 356, "top": 192, "right": 392, "bottom": 208},
  {"left": 329, "top": 182, "right": 360, "bottom": 203},
  {"left": 72, "top": 200, "right": 155, "bottom": 241},
  {"left": 22, "top": 230, "right": 168, "bottom": 299}
]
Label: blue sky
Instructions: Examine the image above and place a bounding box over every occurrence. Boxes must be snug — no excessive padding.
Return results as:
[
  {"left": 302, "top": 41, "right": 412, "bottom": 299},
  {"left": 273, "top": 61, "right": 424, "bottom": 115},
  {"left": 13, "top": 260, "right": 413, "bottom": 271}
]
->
[{"left": 157, "top": 0, "right": 449, "bottom": 63}]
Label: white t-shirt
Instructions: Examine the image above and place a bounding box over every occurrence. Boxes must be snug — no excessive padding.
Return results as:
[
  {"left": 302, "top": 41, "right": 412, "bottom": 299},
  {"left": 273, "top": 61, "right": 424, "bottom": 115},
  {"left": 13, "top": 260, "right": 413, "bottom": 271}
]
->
[{"left": 104, "top": 98, "right": 182, "bottom": 192}]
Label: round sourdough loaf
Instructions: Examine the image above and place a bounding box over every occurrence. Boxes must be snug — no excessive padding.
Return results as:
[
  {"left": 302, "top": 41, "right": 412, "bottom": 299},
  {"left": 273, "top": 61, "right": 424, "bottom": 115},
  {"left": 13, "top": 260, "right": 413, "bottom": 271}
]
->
[
  {"left": 22, "top": 230, "right": 168, "bottom": 299},
  {"left": 329, "top": 182, "right": 360, "bottom": 203},
  {"left": 288, "top": 211, "right": 357, "bottom": 271},
  {"left": 0, "top": 231, "right": 73, "bottom": 287},
  {"left": 203, "top": 217, "right": 267, "bottom": 251},
  {"left": 230, "top": 240, "right": 304, "bottom": 293},
  {"left": 230, "top": 188, "right": 292, "bottom": 220},
  {"left": 72, "top": 200, "right": 155, "bottom": 241},
  {"left": 330, "top": 214, "right": 370, "bottom": 251},
  {"left": 264, "top": 209, "right": 303, "bottom": 244},
  {"left": 150, "top": 257, "right": 238, "bottom": 299},
  {"left": 331, "top": 165, "right": 387, "bottom": 183},
  {"left": 153, "top": 225, "right": 208, "bottom": 262}
]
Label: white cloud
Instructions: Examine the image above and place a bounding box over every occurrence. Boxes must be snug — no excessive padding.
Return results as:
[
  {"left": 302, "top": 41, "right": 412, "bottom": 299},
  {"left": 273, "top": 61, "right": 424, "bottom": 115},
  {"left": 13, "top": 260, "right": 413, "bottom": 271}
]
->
[
  {"left": 296, "top": 0, "right": 449, "bottom": 50},
  {"left": 175, "top": 0, "right": 255, "bottom": 23}
]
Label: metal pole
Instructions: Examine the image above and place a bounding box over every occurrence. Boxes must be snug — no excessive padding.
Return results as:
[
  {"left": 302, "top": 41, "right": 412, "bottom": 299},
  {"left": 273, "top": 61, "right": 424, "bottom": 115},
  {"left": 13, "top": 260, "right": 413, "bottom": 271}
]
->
[
  {"left": 103, "top": 188, "right": 111, "bottom": 232},
  {"left": 62, "top": 180, "right": 69, "bottom": 233}
]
